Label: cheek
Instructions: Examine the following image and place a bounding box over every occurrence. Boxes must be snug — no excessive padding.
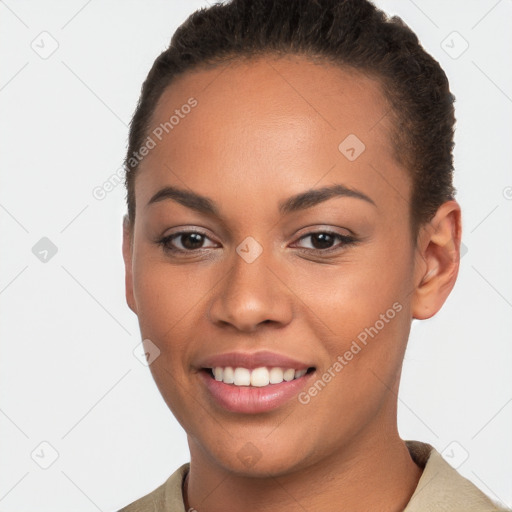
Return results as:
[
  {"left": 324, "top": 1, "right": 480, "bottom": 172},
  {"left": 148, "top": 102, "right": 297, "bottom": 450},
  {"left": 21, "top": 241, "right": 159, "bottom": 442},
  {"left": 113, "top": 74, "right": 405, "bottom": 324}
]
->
[
  {"left": 131, "top": 251, "right": 233, "bottom": 367},
  {"left": 131, "top": 257, "right": 198, "bottom": 352},
  {"left": 131, "top": 258, "right": 210, "bottom": 423},
  {"left": 302, "top": 248, "right": 412, "bottom": 338},
  {"left": 293, "top": 267, "right": 410, "bottom": 452},
  {"left": 296, "top": 238, "right": 414, "bottom": 391}
]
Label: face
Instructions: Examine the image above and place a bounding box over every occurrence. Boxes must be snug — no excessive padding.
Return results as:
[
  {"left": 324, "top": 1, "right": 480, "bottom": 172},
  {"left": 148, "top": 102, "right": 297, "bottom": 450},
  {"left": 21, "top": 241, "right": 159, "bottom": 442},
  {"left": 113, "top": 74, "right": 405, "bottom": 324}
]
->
[{"left": 123, "top": 55, "right": 447, "bottom": 477}]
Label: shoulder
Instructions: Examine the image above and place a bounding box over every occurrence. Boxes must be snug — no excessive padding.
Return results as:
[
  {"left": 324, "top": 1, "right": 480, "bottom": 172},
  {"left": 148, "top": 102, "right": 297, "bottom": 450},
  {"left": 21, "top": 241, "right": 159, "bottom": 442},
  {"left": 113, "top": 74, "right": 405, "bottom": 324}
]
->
[
  {"left": 117, "top": 463, "right": 189, "bottom": 512},
  {"left": 404, "top": 441, "right": 510, "bottom": 512}
]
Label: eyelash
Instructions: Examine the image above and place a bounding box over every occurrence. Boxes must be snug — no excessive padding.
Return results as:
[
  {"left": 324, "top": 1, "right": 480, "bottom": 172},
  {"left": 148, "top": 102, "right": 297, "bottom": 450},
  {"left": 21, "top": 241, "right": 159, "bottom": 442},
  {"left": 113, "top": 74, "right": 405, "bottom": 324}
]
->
[{"left": 156, "top": 229, "right": 357, "bottom": 256}]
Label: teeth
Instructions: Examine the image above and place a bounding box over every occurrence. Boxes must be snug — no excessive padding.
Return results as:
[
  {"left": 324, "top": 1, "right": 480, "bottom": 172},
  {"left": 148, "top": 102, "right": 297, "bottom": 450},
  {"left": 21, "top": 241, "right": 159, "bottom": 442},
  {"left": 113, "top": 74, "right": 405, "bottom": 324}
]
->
[
  {"left": 223, "top": 366, "right": 234, "bottom": 384},
  {"left": 250, "top": 367, "right": 270, "bottom": 387},
  {"left": 283, "top": 368, "right": 295, "bottom": 381},
  {"left": 295, "top": 369, "right": 307, "bottom": 379},
  {"left": 213, "top": 367, "right": 223, "bottom": 381},
  {"left": 269, "top": 367, "right": 284, "bottom": 384},
  {"left": 211, "top": 366, "right": 310, "bottom": 387},
  {"left": 233, "top": 367, "right": 251, "bottom": 386}
]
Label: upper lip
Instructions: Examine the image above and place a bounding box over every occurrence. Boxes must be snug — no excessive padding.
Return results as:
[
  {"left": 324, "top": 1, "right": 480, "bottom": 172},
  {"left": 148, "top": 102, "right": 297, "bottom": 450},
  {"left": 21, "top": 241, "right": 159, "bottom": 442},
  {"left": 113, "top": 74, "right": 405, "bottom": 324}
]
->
[{"left": 197, "top": 350, "right": 314, "bottom": 371}]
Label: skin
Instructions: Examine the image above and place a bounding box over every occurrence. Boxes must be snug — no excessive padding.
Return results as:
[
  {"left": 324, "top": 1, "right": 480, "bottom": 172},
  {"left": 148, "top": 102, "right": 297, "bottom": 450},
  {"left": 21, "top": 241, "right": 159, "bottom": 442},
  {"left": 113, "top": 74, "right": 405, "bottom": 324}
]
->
[{"left": 122, "top": 55, "right": 461, "bottom": 511}]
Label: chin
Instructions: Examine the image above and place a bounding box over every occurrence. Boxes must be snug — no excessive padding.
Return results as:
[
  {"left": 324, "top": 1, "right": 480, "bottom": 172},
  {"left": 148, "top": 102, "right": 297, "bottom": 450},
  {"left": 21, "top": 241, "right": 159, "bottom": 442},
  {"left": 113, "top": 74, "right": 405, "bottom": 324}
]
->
[{"left": 192, "top": 429, "right": 319, "bottom": 478}]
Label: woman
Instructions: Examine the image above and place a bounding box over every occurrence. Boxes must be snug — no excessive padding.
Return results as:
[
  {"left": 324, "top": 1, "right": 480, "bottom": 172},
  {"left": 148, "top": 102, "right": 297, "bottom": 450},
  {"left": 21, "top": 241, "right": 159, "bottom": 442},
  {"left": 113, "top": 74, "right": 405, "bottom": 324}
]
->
[{"left": 119, "top": 0, "right": 508, "bottom": 510}]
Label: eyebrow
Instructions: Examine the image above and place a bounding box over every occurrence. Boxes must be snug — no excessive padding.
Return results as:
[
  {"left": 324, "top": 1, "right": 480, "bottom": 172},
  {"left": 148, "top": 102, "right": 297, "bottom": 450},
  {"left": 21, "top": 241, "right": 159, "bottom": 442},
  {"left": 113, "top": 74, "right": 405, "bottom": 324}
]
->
[{"left": 145, "top": 183, "right": 376, "bottom": 216}]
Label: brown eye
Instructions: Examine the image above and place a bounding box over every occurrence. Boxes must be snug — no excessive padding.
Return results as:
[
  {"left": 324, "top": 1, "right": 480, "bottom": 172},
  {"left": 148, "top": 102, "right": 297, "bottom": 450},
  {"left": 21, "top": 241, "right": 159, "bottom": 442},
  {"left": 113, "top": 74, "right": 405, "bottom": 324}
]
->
[
  {"left": 293, "top": 231, "right": 356, "bottom": 253},
  {"left": 307, "top": 232, "right": 336, "bottom": 250},
  {"left": 177, "top": 232, "right": 206, "bottom": 250},
  {"left": 158, "top": 231, "right": 218, "bottom": 253}
]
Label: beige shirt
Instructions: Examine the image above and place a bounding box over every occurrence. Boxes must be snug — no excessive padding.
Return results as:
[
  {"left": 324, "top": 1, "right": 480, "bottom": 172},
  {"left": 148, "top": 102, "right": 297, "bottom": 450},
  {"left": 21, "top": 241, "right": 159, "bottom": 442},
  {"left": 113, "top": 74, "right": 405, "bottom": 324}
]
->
[{"left": 118, "top": 440, "right": 509, "bottom": 511}]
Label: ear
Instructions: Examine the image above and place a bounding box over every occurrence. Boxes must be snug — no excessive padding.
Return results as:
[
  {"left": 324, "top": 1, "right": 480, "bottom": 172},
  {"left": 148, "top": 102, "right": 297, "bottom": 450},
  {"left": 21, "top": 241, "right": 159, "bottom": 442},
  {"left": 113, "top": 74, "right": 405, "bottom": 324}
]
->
[
  {"left": 411, "top": 200, "right": 462, "bottom": 320},
  {"left": 122, "top": 214, "right": 137, "bottom": 314}
]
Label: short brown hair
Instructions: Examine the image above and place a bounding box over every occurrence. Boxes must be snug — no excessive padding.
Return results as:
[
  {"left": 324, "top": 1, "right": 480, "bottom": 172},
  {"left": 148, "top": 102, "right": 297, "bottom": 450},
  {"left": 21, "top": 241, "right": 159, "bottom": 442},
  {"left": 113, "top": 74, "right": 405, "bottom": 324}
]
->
[{"left": 124, "top": 0, "right": 456, "bottom": 235}]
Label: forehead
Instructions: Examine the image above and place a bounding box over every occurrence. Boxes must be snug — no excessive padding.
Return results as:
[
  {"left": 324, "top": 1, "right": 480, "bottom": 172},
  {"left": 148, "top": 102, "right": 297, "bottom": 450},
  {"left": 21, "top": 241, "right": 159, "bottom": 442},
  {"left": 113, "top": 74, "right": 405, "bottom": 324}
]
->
[{"left": 135, "top": 55, "right": 408, "bottom": 216}]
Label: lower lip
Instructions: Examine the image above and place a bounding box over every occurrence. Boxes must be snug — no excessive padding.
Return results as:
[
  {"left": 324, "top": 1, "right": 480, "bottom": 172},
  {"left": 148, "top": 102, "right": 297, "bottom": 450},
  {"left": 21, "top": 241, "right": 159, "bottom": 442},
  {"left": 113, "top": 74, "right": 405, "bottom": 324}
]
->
[{"left": 199, "top": 370, "right": 315, "bottom": 414}]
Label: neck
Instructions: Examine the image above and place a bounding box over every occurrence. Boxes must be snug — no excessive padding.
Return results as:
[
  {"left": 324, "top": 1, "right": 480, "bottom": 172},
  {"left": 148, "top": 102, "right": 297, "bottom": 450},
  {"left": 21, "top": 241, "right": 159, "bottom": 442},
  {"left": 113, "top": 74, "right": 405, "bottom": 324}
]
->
[{"left": 184, "top": 428, "right": 423, "bottom": 512}]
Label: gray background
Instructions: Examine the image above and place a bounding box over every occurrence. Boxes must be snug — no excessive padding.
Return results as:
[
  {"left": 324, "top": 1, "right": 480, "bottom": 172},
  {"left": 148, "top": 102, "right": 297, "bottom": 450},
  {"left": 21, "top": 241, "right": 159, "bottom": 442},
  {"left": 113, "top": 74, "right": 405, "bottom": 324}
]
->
[{"left": 0, "top": 1, "right": 511, "bottom": 510}]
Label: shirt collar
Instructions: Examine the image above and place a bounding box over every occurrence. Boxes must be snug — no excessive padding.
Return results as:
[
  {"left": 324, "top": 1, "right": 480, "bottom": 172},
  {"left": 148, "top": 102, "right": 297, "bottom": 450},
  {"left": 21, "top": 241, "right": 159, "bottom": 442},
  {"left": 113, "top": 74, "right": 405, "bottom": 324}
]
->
[{"left": 154, "top": 441, "right": 506, "bottom": 512}]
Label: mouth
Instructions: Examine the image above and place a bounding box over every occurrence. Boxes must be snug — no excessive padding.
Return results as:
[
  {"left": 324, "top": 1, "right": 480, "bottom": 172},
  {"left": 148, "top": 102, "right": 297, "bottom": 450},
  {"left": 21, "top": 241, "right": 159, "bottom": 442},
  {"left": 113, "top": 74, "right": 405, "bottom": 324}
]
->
[
  {"left": 196, "top": 350, "right": 317, "bottom": 413},
  {"left": 197, "top": 351, "right": 317, "bottom": 413},
  {"left": 202, "top": 366, "right": 316, "bottom": 387}
]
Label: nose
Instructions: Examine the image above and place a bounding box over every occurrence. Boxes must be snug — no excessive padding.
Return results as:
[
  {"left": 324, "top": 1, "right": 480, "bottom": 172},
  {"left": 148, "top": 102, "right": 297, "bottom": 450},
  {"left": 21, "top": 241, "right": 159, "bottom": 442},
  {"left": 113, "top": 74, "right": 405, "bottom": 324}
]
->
[{"left": 207, "top": 246, "right": 294, "bottom": 333}]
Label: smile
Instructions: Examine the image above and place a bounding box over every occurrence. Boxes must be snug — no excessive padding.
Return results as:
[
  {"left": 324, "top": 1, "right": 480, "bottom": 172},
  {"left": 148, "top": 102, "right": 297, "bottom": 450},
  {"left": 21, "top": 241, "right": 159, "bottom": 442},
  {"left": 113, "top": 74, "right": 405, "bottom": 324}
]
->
[
  {"left": 197, "top": 351, "right": 317, "bottom": 414},
  {"left": 208, "top": 366, "right": 311, "bottom": 387}
]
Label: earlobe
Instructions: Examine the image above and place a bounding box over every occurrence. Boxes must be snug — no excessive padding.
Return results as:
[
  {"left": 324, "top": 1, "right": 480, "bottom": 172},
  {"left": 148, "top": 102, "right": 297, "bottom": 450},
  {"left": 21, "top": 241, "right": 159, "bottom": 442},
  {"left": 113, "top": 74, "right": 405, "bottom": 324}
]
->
[
  {"left": 122, "top": 214, "right": 137, "bottom": 314},
  {"left": 411, "top": 200, "right": 462, "bottom": 320}
]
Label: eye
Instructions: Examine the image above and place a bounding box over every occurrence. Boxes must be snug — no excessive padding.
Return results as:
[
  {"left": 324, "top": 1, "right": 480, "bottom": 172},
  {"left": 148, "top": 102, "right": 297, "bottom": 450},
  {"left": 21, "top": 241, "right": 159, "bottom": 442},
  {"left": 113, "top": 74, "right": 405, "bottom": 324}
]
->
[
  {"left": 292, "top": 231, "right": 356, "bottom": 253},
  {"left": 157, "top": 231, "right": 218, "bottom": 253},
  {"left": 157, "top": 229, "right": 357, "bottom": 256}
]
